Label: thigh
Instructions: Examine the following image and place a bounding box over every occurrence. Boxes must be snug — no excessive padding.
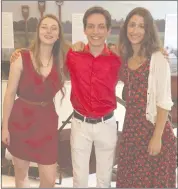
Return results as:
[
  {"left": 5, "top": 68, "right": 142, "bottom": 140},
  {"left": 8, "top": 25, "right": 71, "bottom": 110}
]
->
[
  {"left": 70, "top": 117, "right": 93, "bottom": 150},
  {"left": 70, "top": 118, "right": 93, "bottom": 170},
  {"left": 12, "top": 156, "right": 30, "bottom": 171},
  {"left": 94, "top": 116, "right": 118, "bottom": 149}
]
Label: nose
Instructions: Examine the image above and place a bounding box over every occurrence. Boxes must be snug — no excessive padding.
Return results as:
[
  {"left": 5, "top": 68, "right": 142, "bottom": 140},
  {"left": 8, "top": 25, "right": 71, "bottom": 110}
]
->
[
  {"left": 132, "top": 25, "right": 140, "bottom": 33},
  {"left": 93, "top": 26, "right": 99, "bottom": 34},
  {"left": 47, "top": 28, "right": 52, "bottom": 33}
]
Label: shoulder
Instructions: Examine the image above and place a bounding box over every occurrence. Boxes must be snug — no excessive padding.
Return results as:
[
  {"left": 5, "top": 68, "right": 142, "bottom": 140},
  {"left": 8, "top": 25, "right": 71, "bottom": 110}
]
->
[
  {"left": 66, "top": 48, "right": 81, "bottom": 58},
  {"left": 151, "top": 50, "right": 169, "bottom": 68},
  {"left": 20, "top": 49, "right": 30, "bottom": 59},
  {"left": 108, "top": 51, "right": 122, "bottom": 66},
  {"left": 10, "top": 52, "right": 23, "bottom": 71}
]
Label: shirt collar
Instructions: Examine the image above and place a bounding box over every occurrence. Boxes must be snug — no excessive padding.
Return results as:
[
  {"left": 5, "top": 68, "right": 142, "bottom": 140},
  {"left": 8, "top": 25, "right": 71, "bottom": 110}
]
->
[{"left": 83, "top": 44, "right": 110, "bottom": 56}]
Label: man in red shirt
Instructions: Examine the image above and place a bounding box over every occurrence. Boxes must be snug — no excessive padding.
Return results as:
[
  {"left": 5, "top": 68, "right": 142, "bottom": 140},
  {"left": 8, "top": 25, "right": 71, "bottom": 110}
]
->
[{"left": 66, "top": 6, "right": 122, "bottom": 187}]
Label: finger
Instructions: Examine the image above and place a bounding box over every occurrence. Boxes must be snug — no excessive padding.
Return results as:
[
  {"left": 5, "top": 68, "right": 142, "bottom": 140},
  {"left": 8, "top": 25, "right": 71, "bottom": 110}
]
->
[
  {"left": 152, "top": 151, "right": 158, "bottom": 156},
  {"left": 149, "top": 148, "right": 153, "bottom": 155},
  {"left": 3, "top": 139, "right": 7, "bottom": 146}
]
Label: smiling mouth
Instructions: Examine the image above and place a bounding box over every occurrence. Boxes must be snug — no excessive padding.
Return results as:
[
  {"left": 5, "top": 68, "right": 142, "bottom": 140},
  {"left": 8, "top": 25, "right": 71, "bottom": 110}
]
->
[
  {"left": 44, "top": 36, "right": 53, "bottom": 39},
  {"left": 130, "top": 35, "right": 141, "bottom": 39},
  {"left": 91, "top": 37, "right": 101, "bottom": 40}
]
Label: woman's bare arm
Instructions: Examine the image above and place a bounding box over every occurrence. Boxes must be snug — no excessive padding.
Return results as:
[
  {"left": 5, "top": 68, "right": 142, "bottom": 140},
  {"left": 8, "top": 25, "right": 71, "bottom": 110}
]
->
[{"left": 2, "top": 55, "right": 23, "bottom": 129}]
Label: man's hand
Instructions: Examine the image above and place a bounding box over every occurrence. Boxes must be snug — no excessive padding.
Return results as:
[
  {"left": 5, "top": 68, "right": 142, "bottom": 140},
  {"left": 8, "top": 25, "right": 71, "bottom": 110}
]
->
[
  {"left": 160, "top": 48, "right": 169, "bottom": 62},
  {"left": 72, "top": 41, "right": 85, "bottom": 52},
  {"left": 10, "top": 48, "right": 24, "bottom": 63}
]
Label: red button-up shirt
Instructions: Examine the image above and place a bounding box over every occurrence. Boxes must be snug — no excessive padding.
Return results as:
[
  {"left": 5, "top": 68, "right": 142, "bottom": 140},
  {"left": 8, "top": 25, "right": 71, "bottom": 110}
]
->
[{"left": 66, "top": 44, "right": 122, "bottom": 118}]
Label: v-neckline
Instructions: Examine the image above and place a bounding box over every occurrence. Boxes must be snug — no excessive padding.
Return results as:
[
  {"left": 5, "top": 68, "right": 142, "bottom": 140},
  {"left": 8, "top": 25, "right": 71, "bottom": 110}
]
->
[{"left": 28, "top": 51, "right": 54, "bottom": 82}]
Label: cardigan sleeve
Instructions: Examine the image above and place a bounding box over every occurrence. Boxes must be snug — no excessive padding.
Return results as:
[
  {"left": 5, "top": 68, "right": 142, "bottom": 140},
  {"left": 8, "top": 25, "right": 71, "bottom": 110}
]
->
[{"left": 154, "top": 52, "right": 173, "bottom": 110}]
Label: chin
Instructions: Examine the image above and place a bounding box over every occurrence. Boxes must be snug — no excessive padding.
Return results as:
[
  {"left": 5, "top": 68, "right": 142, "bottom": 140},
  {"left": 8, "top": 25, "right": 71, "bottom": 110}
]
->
[
  {"left": 42, "top": 40, "right": 55, "bottom": 45},
  {"left": 130, "top": 40, "right": 142, "bottom": 45},
  {"left": 90, "top": 41, "right": 104, "bottom": 47}
]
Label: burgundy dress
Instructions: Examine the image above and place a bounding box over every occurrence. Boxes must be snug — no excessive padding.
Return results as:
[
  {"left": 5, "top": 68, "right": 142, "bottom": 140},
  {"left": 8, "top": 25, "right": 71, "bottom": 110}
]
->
[
  {"left": 116, "top": 60, "right": 177, "bottom": 188},
  {"left": 7, "top": 50, "right": 61, "bottom": 165}
]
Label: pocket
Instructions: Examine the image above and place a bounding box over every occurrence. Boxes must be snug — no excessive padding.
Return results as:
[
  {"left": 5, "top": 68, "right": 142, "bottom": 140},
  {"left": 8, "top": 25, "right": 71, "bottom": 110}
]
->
[{"left": 104, "top": 116, "right": 117, "bottom": 126}]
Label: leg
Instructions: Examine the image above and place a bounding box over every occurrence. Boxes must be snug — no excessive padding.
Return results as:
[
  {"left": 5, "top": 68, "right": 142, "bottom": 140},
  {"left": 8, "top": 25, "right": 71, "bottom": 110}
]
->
[
  {"left": 38, "top": 163, "right": 57, "bottom": 188},
  {"left": 94, "top": 117, "right": 118, "bottom": 188},
  {"left": 12, "top": 156, "right": 30, "bottom": 188},
  {"left": 70, "top": 118, "right": 93, "bottom": 187}
]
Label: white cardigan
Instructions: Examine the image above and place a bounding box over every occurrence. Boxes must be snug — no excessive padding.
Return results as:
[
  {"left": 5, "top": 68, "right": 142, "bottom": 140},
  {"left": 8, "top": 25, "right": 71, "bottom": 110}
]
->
[{"left": 146, "top": 51, "right": 173, "bottom": 124}]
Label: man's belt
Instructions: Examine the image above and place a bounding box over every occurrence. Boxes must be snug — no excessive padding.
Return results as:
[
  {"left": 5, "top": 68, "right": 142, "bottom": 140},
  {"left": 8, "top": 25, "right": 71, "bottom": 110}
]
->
[{"left": 73, "top": 110, "right": 114, "bottom": 124}]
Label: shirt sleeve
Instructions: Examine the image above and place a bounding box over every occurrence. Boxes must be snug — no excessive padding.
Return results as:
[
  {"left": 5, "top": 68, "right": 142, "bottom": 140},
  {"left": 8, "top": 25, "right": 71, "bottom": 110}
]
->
[{"left": 155, "top": 52, "right": 173, "bottom": 110}]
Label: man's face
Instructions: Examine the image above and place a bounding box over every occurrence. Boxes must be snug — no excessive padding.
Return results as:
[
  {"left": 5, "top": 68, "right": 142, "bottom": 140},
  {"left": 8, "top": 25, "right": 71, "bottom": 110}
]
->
[{"left": 84, "top": 13, "right": 110, "bottom": 48}]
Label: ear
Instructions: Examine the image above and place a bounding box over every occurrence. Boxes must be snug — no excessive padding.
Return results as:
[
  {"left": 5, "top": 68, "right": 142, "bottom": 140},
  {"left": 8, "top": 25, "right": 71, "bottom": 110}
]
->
[{"left": 107, "top": 28, "right": 111, "bottom": 35}]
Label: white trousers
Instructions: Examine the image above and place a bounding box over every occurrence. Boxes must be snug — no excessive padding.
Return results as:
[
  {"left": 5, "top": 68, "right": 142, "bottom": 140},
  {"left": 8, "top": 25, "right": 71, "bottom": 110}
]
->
[{"left": 70, "top": 115, "right": 118, "bottom": 188}]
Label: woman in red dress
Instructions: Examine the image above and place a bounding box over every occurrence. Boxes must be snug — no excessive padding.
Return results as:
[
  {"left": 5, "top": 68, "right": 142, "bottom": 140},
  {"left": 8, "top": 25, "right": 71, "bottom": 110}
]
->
[
  {"left": 116, "top": 7, "right": 177, "bottom": 188},
  {"left": 2, "top": 14, "right": 66, "bottom": 188}
]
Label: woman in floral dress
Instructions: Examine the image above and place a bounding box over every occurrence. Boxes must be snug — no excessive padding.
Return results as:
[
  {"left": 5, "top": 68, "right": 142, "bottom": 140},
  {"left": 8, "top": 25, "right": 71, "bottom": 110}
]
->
[{"left": 116, "top": 7, "right": 177, "bottom": 188}]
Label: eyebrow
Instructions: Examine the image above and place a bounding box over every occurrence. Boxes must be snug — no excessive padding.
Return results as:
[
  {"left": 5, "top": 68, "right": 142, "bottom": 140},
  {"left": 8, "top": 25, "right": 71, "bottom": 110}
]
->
[
  {"left": 129, "top": 21, "right": 144, "bottom": 25},
  {"left": 87, "top": 23, "right": 106, "bottom": 26},
  {"left": 41, "top": 24, "right": 58, "bottom": 27}
]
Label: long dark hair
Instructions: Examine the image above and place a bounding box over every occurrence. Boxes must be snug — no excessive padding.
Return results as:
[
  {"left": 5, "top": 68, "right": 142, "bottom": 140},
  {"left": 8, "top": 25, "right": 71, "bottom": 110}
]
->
[{"left": 119, "top": 7, "right": 161, "bottom": 62}]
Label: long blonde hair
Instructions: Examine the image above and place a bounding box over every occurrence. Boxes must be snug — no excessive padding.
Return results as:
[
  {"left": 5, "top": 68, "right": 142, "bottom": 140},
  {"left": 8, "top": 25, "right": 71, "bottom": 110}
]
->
[{"left": 30, "top": 14, "right": 68, "bottom": 99}]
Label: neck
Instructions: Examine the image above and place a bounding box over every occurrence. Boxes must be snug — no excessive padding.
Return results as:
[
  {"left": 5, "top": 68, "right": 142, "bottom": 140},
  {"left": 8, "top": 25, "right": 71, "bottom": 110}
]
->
[
  {"left": 132, "top": 44, "right": 141, "bottom": 57},
  {"left": 39, "top": 44, "right": 53, "bottom": 60},
  {"left": 89, "top": 43, "right": 105, "bottom": 57}
]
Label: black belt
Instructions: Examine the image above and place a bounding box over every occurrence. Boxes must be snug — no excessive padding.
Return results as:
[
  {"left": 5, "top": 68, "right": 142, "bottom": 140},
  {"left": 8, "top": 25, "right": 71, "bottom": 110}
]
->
[{"left": 73, "top": 111, "right": 114, "bottom": 124}]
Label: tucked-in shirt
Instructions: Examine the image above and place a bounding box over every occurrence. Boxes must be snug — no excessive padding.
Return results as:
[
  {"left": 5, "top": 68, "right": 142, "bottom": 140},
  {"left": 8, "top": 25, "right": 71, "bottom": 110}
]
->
[
  {"left": 146, "top": 51, "right": 173, "bottom": 124},
  {"left": 66, "top": 44, "right": 122, "bottom": 118}
]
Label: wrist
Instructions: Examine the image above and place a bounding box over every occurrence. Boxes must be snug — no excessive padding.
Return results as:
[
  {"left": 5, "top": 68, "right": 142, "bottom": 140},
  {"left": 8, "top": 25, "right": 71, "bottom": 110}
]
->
[{"left": 152, "top": 130, "right": 163, "bottom": 139}]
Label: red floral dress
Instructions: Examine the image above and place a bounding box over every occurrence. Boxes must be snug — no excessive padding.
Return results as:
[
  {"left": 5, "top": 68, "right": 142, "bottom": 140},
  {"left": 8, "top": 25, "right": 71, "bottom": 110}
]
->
[
  {"left": 116, "top": 59, "right": 177, "bottom": 188},
  {"left": 7, "top": 50, "right": 61, "bottom": 165}
]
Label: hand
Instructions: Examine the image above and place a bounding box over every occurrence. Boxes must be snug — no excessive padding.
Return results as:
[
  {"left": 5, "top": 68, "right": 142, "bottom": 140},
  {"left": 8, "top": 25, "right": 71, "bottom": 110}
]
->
[
  {"left": 2, "top": 127, "right": 10, "bottom": 146},
  {"left": 147, "top": 135, "right": 162, "bottom": 156},
  {"left": 72, "top": 41, "right": 85, "bottom": 52},
  {"left": 160, "top": 48, "right": 169, "bottom": 62},
  {"left": 109, "top": 45, "right": 119, "bottom": 55},
  {"left": 10, "top": 49, "right": 23, "bottom": 63}
]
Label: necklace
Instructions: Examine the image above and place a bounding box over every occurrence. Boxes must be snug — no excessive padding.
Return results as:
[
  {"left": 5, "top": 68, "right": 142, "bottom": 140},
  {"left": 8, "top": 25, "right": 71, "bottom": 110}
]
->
[{"left": 41, "top": 55, "right": 52, "bottom": 67}]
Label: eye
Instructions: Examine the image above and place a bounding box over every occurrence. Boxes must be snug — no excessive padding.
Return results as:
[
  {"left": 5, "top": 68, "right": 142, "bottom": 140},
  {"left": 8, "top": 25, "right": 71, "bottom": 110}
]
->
[
  {"left": 87, "top": 25, "right": 94, "bottom": 29},
  {"left": 99, "top": 25, "right": 106, "bottom": 29},
  {"left": 140, "top": 25, "right": 145, "bottom": 29},
  {"left": 41, "top": 26, "right": 47, "bottom": 29},
  {"left": 128, "top": 22, "right": 136, "bottom": 28},
  {"left": 51, "top": 27, "right": 57, "bottom": 31}
]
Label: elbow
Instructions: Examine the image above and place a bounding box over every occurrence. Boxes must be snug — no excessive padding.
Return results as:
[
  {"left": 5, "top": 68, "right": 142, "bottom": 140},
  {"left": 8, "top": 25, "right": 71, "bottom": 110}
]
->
[
  {"left": 4, "top": 91, "right": 16, "bottom": 102},
  {"left": 156, "top": 100, "right": 173, "bottom": 111}
]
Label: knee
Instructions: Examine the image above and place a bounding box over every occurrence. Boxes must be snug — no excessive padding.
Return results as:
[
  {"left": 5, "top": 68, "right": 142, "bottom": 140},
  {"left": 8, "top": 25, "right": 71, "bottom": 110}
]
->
[
  {"left": 14, "top": 165, "right": 28, "bottom": 180},
  {"left": 40, "top": 175, "right": 56, "bottom": 187}
]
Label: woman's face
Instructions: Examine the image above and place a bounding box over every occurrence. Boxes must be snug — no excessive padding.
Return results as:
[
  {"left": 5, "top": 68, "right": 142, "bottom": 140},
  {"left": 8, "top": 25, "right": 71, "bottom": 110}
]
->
[
  {"left": 127, "top": 15, "right": 145, "bottom": 45},
  {"left": 39, "top": 17, "right": 60, "bottom": 45}
]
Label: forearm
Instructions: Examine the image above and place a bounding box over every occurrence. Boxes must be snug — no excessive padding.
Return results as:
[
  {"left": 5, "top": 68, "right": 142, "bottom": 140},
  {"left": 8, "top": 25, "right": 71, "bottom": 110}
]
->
[
  {"left": 116, "top": 96, "right": 126, "bottom": 107},
  {"left": 153, "top": 106, "right": 169, "bottom": 138},
  {"left": 2, "top": 93, "right": 16, "bottom": 128}
]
